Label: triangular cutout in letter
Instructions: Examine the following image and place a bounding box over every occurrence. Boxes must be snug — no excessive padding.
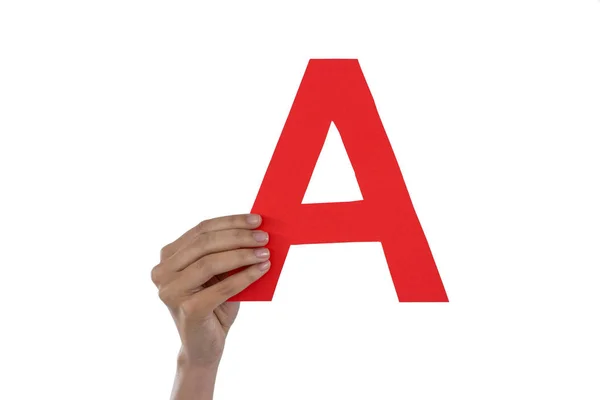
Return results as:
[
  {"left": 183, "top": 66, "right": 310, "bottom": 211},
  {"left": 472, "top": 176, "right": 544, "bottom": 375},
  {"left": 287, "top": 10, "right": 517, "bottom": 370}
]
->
[{"left": 302, "top": 122, "right": 363, "bottom": 204}]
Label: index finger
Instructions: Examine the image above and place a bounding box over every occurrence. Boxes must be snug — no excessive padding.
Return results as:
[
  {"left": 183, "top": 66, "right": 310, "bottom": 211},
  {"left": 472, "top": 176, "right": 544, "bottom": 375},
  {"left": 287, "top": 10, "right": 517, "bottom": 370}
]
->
[
  {"left": 196, "top": 214, "right": 262, "bottom": 234},
  {"left": 162, "top": 214, "right": 262, "bottom": 259}
]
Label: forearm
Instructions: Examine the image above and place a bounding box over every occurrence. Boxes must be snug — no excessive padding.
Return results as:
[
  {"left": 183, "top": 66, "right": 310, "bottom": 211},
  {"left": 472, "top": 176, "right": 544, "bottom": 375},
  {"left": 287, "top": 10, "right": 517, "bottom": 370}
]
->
[{"left": 170, "top": 358, "right": 219, "bottom": 400}]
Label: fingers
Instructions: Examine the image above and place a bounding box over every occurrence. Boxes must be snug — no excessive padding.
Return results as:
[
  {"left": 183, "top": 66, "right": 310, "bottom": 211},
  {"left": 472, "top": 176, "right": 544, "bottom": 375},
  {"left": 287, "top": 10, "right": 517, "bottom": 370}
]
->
[
  {"left": 165, "top": 228, "right": 269, "bottom": 274},
  {"left": 151, "top": 213, "right": 270, "bottom": 314},
  {"left": 195, "top": 214, "right": 262, "bottom": 235},
  {"left": 172, "top": 247, "right": 271, "bottom": 293},
  {"left": 187, "top": 261, "right": 271, "bottom": 313},
  {"left": 160, "top": 214, "right": 262, "bottom": 260}
]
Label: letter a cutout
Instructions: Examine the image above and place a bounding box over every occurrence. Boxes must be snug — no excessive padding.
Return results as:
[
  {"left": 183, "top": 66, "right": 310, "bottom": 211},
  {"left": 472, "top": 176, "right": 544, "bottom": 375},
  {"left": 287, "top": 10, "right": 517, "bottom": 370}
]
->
[{"left": 229, "top": 59, "right": 448, "bottom": 302}]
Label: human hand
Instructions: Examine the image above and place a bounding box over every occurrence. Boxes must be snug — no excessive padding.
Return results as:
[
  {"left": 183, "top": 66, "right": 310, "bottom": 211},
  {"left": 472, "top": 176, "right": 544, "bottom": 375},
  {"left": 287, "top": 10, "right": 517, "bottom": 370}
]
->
[{"left": 151, "top": 213, "right": 270, "bottom": 369}]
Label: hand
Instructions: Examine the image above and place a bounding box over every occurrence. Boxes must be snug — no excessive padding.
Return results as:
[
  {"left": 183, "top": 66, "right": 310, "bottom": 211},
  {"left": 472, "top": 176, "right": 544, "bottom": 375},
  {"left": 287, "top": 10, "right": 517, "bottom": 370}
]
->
[{"left": 151, "top": 214, "right": 270, "bottom": 369}]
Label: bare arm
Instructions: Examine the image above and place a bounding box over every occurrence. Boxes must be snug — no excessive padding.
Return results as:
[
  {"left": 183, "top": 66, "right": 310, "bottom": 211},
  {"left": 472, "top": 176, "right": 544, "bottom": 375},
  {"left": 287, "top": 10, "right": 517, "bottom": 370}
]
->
[
  {"left": 170, "top": 357, "right": 218, "bottom": 400},
  {"left": 151, "top": 214, "right": 270, "bottom": 400}
]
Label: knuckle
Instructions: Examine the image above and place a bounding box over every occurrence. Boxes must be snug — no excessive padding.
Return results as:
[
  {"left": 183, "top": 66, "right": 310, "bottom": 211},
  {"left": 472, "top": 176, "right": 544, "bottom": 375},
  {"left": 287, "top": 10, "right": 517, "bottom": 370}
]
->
[
  {"left": 197, "top": 219, "right": 209, "bottom": 231},
  {"left": 150, "top": 265, "right": 162, "bottom": 285},
  {"left": 160, "top": 248, "right": 168, "bottom": 261},
  {"left": 194, "top": 257, "right": 212, "bottom": 276},
  {"left": 233, "top": 249, "right": 248, "bottom": 264},
  {"left": 160, "top": 244, "right": 177, "bottom": 261},
  {"left": 221, "top": 215, "right": 237, "bottom": 226},
  {"left": 200, "top": 231, "right": 217, "bottom": 247}
]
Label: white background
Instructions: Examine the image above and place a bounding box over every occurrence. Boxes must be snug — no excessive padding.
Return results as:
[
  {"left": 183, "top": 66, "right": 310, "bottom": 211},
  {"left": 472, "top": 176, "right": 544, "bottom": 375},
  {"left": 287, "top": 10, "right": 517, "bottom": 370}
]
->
[{"left": 1, "top": 1, "right": 599, "bottom": 399}]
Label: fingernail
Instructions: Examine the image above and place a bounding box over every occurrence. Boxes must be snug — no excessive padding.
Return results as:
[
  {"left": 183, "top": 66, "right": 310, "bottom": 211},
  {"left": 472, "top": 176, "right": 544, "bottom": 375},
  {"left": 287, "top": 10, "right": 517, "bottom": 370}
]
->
[
  {"left": 252, "top": 231, "right": 268, "bottom": 243},
  {"left": 254, "top": 248, "right": 270, "bottom": 259},
  {"left": 257, "top": 261, "right": 271, "bottom": 271},
  {"left": 247, "top": 214, "right": 261, "bottom": 225}
]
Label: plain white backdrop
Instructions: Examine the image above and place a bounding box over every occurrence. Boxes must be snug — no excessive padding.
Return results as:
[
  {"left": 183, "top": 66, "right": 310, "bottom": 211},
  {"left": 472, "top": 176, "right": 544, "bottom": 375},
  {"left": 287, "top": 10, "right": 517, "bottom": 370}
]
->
[{"left": 1, "top": 1, "right": 599, "bottom": 399}]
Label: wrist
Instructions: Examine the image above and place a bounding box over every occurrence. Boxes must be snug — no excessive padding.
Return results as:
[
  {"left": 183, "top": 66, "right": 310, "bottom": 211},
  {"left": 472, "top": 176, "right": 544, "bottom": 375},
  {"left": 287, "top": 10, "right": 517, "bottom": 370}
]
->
[
  {"left": 176, "top": 359, "right": 219, "bottom": 379},
  {"left": 171, "top": 354, "right": 220, "bottom": 400},
  {"left": 176, "top": 349, "right": 221, "bottom": 373}
]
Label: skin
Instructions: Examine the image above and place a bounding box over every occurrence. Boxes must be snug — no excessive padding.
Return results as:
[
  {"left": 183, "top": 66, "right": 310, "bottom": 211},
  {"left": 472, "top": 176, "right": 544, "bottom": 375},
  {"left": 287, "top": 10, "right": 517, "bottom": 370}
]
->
[{"left": 151, "top": 213, "right": 270, "bottom": 400}]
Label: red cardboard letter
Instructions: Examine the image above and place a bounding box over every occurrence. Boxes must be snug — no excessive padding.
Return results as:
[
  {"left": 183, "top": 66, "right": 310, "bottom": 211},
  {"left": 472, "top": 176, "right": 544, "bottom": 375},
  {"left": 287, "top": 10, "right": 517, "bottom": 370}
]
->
[{"left": 229, "top": 59, "right": 448, "bottom": 302}]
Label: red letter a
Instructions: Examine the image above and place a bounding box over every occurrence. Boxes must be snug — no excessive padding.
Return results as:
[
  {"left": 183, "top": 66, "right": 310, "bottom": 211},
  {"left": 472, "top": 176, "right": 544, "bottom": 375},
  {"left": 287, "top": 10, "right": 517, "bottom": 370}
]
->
[{"left": 229, "top": 59, "right": 448, "bottom": 302}]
